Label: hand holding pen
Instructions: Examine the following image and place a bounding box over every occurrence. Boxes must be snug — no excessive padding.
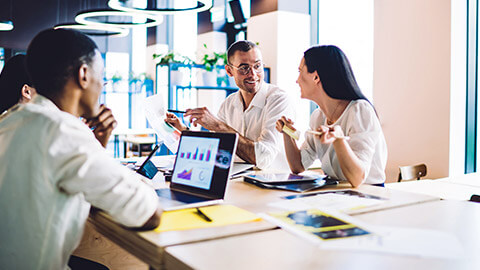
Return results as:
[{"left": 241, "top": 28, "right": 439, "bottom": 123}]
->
[{"left": 307, "top": 125, "right": 350, "bottom": 143}]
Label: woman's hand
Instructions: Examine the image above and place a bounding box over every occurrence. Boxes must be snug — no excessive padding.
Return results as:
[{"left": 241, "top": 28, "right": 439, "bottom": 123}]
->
[
  {"left": 276, "top": 116, "right": 296, "bottom": 133},
  {"left": 316, "top": 125, "right": 345, "bottom": 144},
  {"left": 85, "top": 104, "right": 117, "bottom": 148}
]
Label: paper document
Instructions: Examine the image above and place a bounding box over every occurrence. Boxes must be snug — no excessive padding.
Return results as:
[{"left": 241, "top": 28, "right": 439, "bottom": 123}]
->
[
  {"left": 269, "top": 190, "right": 385, "bottom": 212},
  {"left": 320, "top": 225, "right": 464, "bottom": 259},
  {"left": 144, "top": 93, "right": 181, "bottom": 153},
  {"left": 262, "top": 209, "right": 464, "bottom": 259},
  {"left": 155, "top": 204, "right": 261, "bottom": 232},
  {"left": 263, "top": 209, "right": 371, "bottom": 241}
]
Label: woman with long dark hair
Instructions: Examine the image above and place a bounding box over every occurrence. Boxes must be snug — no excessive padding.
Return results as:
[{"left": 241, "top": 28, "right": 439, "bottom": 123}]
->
[
  {"left": 0, "top": 54, "right": 36, "bottom": 115},
  {"left": 276, "top": 45, "right": 387, "bottom": 187}
]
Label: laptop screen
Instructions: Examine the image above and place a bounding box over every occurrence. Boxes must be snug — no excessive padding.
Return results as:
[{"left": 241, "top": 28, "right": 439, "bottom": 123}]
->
[
  {"left": 170, "top": 131, "right": 238, "bottom": 199},
  {"left": 172, "top": 136, "right": 220, "bottom": 190}
]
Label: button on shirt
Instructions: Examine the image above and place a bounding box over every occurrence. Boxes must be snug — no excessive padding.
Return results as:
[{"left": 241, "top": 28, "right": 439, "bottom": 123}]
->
[
  {"left": 0, "top": 95, "right": 159, "bottom": 270},
  {"left": 217, "top": 82, "right": 294, "bottom": 170},
  {"left": 300, "top": 100, "right": 387, "bottom": 185}
]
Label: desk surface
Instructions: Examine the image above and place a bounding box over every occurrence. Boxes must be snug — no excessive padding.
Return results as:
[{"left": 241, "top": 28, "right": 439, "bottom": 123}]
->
[
  {"left": 387, "top": 177, "right": 480, "bottom": 200},
  {"left": 89, "top": 177, "right": 439, "bottom": 269},
  {"left": 165, "top": 200, "right": 480, "bottom": 270}
]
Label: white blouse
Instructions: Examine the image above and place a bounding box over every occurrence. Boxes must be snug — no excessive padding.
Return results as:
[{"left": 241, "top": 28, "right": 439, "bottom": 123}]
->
[{"left": 300, "top": 100, "right": 387, "bottom": 184}]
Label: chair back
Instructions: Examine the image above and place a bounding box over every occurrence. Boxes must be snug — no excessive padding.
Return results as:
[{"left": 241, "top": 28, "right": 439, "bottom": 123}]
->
[{"left": 398, "top": 163, "right": 427, "bottom": 182}]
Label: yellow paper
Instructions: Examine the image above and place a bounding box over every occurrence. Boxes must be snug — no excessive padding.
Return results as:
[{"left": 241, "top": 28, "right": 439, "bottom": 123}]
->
[{"left": 155, "top": 204, "right": 261, "bottom": 232}]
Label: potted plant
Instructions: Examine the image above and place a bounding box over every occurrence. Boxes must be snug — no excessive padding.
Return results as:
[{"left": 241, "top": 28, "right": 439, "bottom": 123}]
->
[
  {"left": 153, "top": 52, "right": 193, "bottom": 85},
  {"left": 199, "top": 44, "right": 227, "bottom": 86},
  {"left": 129, "top": 72, "right": 153, "bottom": 94}
]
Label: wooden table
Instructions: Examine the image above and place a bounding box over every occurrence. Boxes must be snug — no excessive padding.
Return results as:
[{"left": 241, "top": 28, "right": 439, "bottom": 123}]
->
[
  {"left": 164, "top": 200, "right": 480, "bottom": 270},
  {"left": 88, "top": 177, "right": 439, "bottom": 269}
]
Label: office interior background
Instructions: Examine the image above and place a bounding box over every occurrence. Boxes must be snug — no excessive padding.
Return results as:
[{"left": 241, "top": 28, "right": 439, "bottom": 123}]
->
[{"left": 0, "top": 0, "right": 473, "bottom": 182}]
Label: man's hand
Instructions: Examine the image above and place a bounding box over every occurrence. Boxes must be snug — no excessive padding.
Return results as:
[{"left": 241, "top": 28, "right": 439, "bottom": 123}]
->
[
  {"left": 85, "top": 104, "right": 117, "bottom": 148},
  {"left": 184, "top": 107, "right": 222, "bottom": 131},
  {"left": 164, "top": 112, "right": 187, "bottom": 131}
]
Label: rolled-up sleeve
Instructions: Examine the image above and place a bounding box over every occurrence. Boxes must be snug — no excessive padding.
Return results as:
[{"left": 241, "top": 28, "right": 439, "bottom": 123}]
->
[
  {"left": 50, "top": 122, "right": 158, "bottom": 227},
  {"left": 254, "top": 92, "right": 293, "bottom": 169}
]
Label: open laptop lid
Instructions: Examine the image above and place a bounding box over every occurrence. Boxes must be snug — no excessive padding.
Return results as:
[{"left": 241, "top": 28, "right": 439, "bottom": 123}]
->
[{"left": 170, "top": 131, "right": 238, "bottom": 199}]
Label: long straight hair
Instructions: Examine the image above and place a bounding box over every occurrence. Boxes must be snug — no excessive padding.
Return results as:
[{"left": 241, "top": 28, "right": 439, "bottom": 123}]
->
[
  {"left": 0, "top": 54, "right": 31, "bottom": 113},
  {"left": 304, "top": 45, "right": 371, "bottom": 103}
]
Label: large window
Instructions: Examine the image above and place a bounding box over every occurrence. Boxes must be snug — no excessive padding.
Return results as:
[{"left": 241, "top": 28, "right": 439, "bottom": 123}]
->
[
  {"left": 466, "top": 0, "right": 478, "bottom": 173},
  {"left": 317, "top": 0, "right": 374, "bottom": 101}
]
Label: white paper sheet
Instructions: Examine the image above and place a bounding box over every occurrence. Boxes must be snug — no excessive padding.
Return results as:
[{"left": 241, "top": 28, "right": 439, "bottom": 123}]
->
[
  {"left": 269, "top": 192, "right": 384, "bottom": 212},
  {"left": 320, "top": 225, "right": 464, "bottom": 259},
  {"left": 144, "top": 93, "right": 181, "bottom": 153}
]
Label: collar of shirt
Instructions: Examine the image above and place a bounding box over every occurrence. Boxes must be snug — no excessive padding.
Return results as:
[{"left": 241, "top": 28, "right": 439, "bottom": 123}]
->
[
  {"left": 234, "top": 82, "right": 268, "bottom": 111},
  {"left": 31, "top": 94, "right": 61, "bottom": 111}
]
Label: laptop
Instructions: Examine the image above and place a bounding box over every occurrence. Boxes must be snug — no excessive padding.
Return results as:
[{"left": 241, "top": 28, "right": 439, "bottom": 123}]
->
[{"left": 156, "top": 131, "right": 238, "bottom": 211}]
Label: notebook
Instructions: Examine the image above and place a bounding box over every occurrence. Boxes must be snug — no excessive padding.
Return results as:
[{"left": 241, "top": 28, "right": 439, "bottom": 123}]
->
[{"left": 156, "top": 131, "right": 238, "bottom": 211}]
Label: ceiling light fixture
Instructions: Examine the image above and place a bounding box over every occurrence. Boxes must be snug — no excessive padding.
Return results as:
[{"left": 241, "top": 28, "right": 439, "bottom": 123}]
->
[
  {"left": 108, "top": 0, "right": 213, "bottom": 15},
  {"left": 75, "top": 9, "right": 163, "bottom": 28},
  {"left": 0, "top": 20, "right": 14, "bottom": 31},
  {"left": 54, "top": 23, "right": 130, "bottom": 37}
]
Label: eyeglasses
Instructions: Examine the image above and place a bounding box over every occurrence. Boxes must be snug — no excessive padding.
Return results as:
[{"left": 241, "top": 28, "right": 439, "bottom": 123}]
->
[{"left": 228, "top": 62, "right": 264, "bottom": 75}]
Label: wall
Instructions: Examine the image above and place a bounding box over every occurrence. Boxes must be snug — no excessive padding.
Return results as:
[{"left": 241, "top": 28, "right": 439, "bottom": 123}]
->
[{"left": 373, "top": 0, "right": 451, "bottom": 181}]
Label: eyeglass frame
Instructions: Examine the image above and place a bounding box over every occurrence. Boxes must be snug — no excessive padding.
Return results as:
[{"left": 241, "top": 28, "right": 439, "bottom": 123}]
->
[{"left": 227, "top": 61, "right": 265, "bottom": 75}]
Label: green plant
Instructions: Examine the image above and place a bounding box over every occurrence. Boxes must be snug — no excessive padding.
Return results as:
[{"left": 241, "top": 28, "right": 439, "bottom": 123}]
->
[
  {"left": 129, "top": 72, "right": 152, "bottom": 83},
  {"left": 153, "top": 52, "right": 193, "bottom": 65},
  {"left": 110, "top": 72, "right": 123, "bottom": 83},
  {"left": 200, "top": 44, "right": 227, "bottom": 72}
]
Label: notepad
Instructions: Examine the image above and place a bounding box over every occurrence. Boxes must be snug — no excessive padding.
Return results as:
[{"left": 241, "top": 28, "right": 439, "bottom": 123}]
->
[{"left": 155, "top": 204, "right": 261, "bottom": 232}]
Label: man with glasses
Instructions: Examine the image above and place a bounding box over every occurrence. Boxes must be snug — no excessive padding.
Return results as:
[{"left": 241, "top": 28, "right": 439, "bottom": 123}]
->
[{"left": 165, "top": 40, "right": 293, "bottom": 169}]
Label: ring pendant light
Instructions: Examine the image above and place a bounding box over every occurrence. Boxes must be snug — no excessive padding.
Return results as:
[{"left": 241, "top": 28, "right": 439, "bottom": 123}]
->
[
  {"left": 54, "top": 23, "right": 130, "bottom": 37},
  {"left": 0, "top": 20, "right": 14, "bottom": 31},
  {"left": 75, "top": 9, "right": 163, "bottom": 28},
  {"left": 108, "top": 0, "right": 213, "bottom": 15}
]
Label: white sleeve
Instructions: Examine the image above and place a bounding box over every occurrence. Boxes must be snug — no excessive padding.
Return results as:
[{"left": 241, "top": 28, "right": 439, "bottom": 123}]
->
[
  {"left": 48, "top": 121, "right": 158, "bottom": 227},
  {"left": 217, "top": 98, "right": 227, "bottom": 123},
  {"left": 344, "top": 102, "right": 381, "bottom": 180},
  {"left": 300, "top": 110, "right": 321, "bottom": 170},
  {"left": 254, "top": 92, "right": 294, "bottom": 169}
]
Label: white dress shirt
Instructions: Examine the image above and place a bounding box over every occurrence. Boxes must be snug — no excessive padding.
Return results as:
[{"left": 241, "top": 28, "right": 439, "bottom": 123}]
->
[
  {"left": 300, "top": 100, "right": 387, "bottom": 184},
  {"left": 0, "top": 95, "right": 159, "bottom": 270},
  {"left": 217, "top": 82, "right": 294, "bottom": 170}
]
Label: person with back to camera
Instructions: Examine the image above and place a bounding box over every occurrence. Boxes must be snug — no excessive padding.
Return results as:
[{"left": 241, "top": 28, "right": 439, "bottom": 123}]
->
[
  {"left": 0, "top": 28, "right": 163, "bottom": 269},
  {"left": 276, "top": 45, "right": 387, "bottom": 187},
  {"left": 165, "top": 40, "right": 294, "bottom": 170},
  {"left": 0, "top": 54, "right": 36, "bottom": 116}
]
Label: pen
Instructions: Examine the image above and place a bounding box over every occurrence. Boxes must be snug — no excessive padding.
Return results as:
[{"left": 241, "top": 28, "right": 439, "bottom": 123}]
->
[
  {"left": 306, "top": 130, "right": 350, "bottom": 140},
  {"left": 195, "top": 207, "right": 212, "bottom": 222},
  {"left": 168, "top": 109, "right": 187, "bottom": 114}
]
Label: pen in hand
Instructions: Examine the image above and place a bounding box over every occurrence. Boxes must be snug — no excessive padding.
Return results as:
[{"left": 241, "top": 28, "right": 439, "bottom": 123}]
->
[
  {"left": 168, "top": 109, "right": 187, "bottom": 114},
  {"left": 195, "top": 207, "right": 212, "bottom": 222}
]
